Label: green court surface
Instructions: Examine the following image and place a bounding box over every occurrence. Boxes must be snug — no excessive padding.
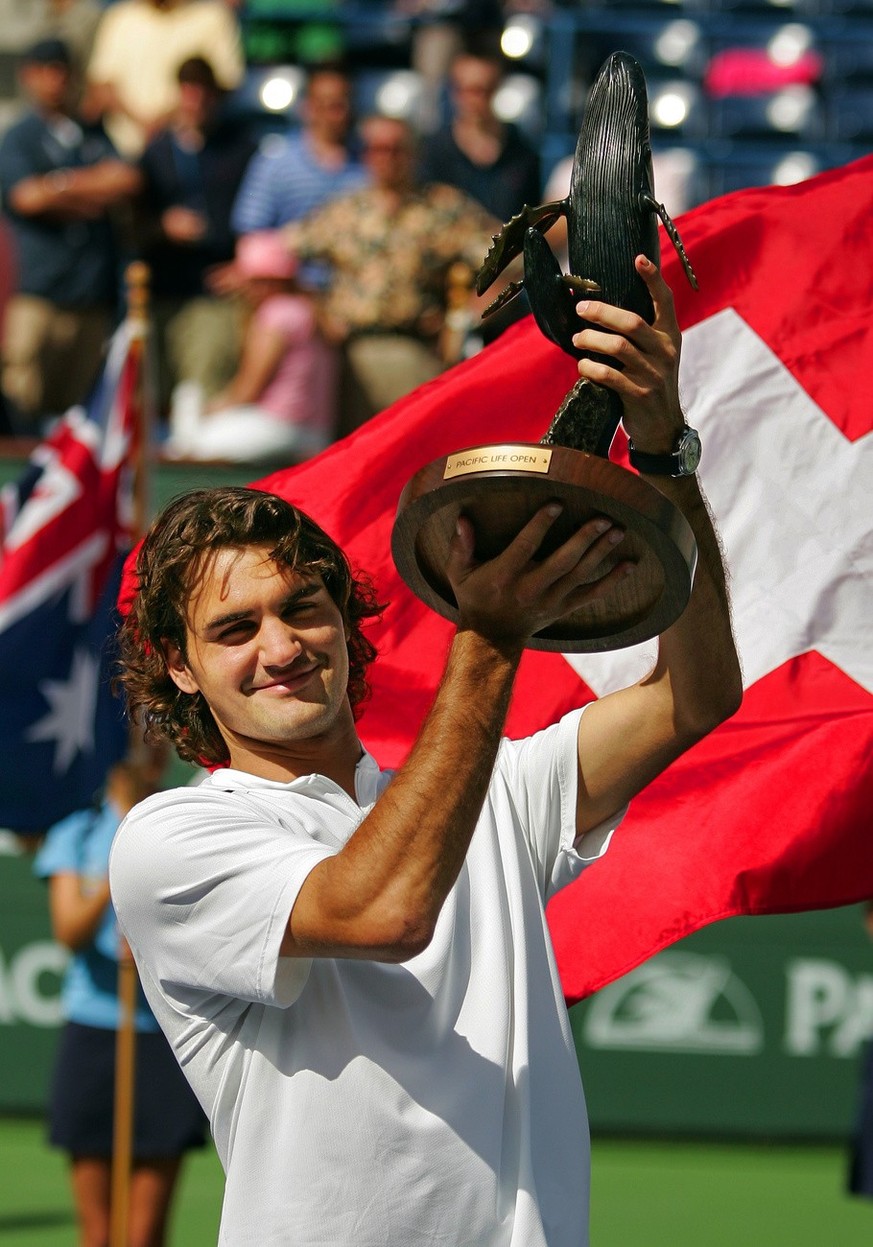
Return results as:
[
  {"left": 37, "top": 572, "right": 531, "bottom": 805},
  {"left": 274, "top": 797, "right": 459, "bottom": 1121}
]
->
[{"left": 1, "top": 1117, "right": 871, "bottom": 1245}]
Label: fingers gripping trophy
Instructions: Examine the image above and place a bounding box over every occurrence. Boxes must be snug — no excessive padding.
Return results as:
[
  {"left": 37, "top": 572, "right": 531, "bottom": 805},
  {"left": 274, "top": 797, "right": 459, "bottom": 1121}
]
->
[{"left": 391, "top": 52, "right": 702, "bottom": 653}]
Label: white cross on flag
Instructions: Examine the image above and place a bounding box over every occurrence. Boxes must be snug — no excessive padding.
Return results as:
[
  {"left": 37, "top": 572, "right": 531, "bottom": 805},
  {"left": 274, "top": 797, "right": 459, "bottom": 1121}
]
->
[{"left": 243, "top": 156, "right": 872, "bottom": 1000}]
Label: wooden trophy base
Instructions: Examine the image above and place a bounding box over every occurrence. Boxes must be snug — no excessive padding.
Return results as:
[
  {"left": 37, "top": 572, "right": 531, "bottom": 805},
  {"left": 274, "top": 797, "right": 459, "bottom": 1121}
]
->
[{"left": 391, "top": 443, "right": 698, "bottom": 652}]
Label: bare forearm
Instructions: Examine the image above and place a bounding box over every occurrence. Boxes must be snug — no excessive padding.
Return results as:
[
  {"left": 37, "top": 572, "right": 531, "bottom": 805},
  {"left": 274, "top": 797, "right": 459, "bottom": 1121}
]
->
[
  {"left": 647, "top": 472, "right": 742, "bottom": 735},
  {"left": 10, "top": 163, "right": 140, "bottom": 218},
  {"left": 289, "top": 630, "right": 521, "bottom": 959},
  {"left": 574, "top": 473, "right": 741, "bottom": 833},
  {"left": 49, "top": 875, "right": 112, "bottom": 952},
  {"left": 210, "top": 329, "right": 284, "bottom": 410}
]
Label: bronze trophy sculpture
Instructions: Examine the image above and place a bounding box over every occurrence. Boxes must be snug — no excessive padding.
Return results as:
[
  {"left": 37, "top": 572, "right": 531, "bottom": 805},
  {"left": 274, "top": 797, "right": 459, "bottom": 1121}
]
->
[{"left": 392, "top": 51, "right": 701, "bottom": 652}]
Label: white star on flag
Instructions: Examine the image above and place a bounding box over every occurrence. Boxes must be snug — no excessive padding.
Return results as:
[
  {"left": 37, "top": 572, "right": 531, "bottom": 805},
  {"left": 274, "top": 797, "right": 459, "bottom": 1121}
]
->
[{"left": 25, "top": 646, "right": 100, "bottom": 774}]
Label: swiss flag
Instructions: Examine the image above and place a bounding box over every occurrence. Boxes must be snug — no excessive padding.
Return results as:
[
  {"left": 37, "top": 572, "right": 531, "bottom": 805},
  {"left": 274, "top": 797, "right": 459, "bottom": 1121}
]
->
[{"left": 130, "top": 156, "right": 873, "bottom": 1001}]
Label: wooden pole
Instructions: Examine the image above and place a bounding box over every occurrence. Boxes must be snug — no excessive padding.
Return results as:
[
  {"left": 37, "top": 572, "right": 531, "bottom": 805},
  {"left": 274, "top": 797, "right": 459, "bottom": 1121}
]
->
[
  {"left": 124, "top": 260, "right": 152, "bottom": 540},
  {"left": 110, "top": 946, "right": 138, "bottom": 1247},
  {"left": 109, "top": 262, "right": 153, "bottom": 1247}
]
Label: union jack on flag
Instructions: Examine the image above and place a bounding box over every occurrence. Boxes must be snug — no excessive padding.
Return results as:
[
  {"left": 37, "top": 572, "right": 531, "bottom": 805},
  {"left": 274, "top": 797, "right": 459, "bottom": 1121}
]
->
[{"left": 0, "top": 323, "right": 141, "bottom": 832}]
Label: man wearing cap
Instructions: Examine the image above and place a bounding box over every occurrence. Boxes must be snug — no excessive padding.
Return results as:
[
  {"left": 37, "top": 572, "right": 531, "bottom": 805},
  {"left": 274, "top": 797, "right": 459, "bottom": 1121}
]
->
[{"left": 0, "top": 38, "right": 141, "bottom": 430}]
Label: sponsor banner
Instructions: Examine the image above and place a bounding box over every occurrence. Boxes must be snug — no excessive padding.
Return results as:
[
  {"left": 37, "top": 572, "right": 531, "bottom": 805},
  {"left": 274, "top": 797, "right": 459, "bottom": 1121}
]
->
[{"left": 572, "top": 905, "right": 873, "bottom": 1138}]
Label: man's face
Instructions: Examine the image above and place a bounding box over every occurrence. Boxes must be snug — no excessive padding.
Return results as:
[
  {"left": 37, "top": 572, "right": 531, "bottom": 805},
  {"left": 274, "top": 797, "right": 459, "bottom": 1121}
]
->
[
  {"left": 304, "top": 73, "right": 352, "bottom": 144},
  {"left": 451, "top": 56, "right": 501, "bottom": 125},
  {"left": 164, "top": 545, "right": 354, "bottom": 774},
  {"left": 362, "top": 119, "right": 414, "bottom": 191},
  {"left": 20, "top": 61, "right": 71, "bottom": 113},
  {"left": 177, "top": 79, "right": 219, "bottom": 130}
]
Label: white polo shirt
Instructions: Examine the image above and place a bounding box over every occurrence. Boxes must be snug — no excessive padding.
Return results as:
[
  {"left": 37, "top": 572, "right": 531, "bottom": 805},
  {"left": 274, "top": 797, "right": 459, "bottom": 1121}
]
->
[{"left": 110, "top": 708, "right": 621, "bottom": 1246}]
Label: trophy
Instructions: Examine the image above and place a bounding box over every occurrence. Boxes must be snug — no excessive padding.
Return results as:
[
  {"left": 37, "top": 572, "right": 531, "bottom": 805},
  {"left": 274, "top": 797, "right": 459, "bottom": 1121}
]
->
[{"left": 392, "top": 52, "right": 700, "bottom": 652}]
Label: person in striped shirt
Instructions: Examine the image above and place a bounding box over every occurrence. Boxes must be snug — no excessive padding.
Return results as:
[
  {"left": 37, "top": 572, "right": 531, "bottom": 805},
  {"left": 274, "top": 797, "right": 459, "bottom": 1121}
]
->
[{"left": 231, "top": 65, "right": 367, "bottom": 293}]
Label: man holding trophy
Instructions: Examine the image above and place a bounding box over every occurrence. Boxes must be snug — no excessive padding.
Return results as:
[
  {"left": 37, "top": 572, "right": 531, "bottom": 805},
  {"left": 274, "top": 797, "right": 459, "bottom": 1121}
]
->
[{"left": 109, "top": 241, "right": 741, "bottom": 1244}]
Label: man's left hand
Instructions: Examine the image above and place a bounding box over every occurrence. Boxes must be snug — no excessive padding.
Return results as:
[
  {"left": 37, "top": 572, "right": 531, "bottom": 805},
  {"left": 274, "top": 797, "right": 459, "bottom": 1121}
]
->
[{"left": 571, "top": 254, "right": 684, "bottom": 455}]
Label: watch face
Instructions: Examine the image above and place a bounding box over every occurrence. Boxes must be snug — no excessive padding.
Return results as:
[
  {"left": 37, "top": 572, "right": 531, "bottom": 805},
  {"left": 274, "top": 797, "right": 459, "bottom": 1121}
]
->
[{"left": 677, "top": 428, "right": 702, "bottom": 474}]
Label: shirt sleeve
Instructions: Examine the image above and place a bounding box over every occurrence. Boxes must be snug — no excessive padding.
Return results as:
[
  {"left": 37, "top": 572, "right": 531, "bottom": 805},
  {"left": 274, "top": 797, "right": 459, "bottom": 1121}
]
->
[
  {"left": 256, "top": 293, "right": 315, "bottom": 342},
  {"left": 496, "top": 706, "right": 626, "bottom": 901},
  {"left": 0, "top": 126, "right": 38, "bottom": 198},
  {"left": 430, "top": 187, "right": 500, "bottom": 269},
  {"left": 85, "top": 7, "right": 124, "bottom": 84},
  {"left": 32, "top": 810, "right": 91, "bottom": 880},
  {"left": 109, "top": 787, "right": 336, "bottom": 1010},
  {"left": 201, "top": 9, "right": 245, "bottom": 91},
  {"left": 231, "top": 145, "right": 280, "bottom": 233}
]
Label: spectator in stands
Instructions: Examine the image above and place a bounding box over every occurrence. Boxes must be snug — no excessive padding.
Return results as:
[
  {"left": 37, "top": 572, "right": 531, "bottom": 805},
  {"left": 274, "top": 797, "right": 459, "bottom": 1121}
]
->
[
  {"left": 394, "top": 0, "right": 506, "bottom": 133},
  {"left": 33, "top": 757, "right": 207, "bottom": 1247},
  {"left": 135, "top": 55, "right": 257, "bottom": 414},
  {"left": 165, "top": 230, "right": 337, "bottom": 464},
  {"left": 0, "top": 38, "right": 141, "bottom": 432},
  {"left": 230, "top": 65, "right": 368, "bottom": 291},
  {"left": 418, "top": 45, "right": 542, "bottom": 222},
  {"left": 84, "top": 0, "right": 245, "bottom": 159},
  {"left": 284, "top": 113, "right": 497, "bottom": 426},
  {"left": 231, "top": 65, "right": 365, "bottom": 233}
]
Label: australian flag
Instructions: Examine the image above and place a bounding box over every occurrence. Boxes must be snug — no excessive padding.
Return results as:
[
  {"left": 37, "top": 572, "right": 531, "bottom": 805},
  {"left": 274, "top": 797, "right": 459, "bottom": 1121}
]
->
[{"left": 0, "top": 324, "right": 141, "bottom": 832}]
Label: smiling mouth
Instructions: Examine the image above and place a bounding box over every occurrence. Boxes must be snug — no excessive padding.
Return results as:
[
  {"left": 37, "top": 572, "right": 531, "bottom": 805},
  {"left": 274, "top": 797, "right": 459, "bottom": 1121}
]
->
[{"left": 255, "top": 663, "right": 321, "bottom": 693}]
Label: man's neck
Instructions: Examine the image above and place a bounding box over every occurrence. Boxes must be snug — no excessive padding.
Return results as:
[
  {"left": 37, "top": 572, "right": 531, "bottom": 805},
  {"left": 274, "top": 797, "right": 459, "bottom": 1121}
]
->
[
  {"left": 372, "top": 183, "right": 414, "bottom": 213},
  {"left": 452, "top": 116, "right": 504, "bottom": 165},
  {"left": 172, "top": 118, "right": 206, "bottom": 151},
  {"left": 306, "top": 130, "right": 348, "bottom": 170},
  {"left": 226, "top": 720, "right": 365, "bottom": 799},
  {"left": 37, "top": 103, "right": 72, "bottom": 124}
]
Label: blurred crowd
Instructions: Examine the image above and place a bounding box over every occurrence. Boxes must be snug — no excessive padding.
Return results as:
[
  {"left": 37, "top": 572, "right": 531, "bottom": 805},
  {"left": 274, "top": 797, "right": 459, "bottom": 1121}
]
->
[{"left": 0, "top": 0, "right": 564, "bottom": 465}]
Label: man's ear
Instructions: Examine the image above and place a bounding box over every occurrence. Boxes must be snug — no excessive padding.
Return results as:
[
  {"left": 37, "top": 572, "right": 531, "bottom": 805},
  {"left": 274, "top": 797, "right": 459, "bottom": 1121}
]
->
[{"left": 161, "top": 639, "right": 199, "bottom": 696}]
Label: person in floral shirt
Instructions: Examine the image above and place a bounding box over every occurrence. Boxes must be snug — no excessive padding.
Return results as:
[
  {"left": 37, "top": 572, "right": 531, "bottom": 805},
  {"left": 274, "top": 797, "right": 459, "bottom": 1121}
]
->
[{"left": 284, "top": 113, "right": 499, "bottom": 428}]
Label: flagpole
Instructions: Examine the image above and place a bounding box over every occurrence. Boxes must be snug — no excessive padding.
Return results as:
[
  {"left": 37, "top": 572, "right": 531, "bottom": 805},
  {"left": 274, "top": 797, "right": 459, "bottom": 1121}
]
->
[
  {"left": 109, "top": 261, "right": 153, "bottom": 1247},
  {"left": 124, "top": 260, "right": 152, "bottom": 539}
]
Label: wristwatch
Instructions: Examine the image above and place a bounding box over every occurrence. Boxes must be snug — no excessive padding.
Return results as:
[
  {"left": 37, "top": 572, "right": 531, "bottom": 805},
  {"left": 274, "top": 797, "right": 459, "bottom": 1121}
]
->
[{"left": 628, "top": 425, "right": 702, "bottom": 477}]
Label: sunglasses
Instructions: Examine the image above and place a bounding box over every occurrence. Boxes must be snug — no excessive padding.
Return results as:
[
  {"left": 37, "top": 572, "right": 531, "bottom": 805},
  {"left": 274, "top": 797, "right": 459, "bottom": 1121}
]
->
[{"left": 364, "top": 142, "right": 410, "bottom": 154}]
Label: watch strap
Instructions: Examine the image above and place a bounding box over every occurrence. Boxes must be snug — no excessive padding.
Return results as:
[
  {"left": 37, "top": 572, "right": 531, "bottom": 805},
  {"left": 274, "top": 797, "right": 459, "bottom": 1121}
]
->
[{"left": 628, "top": 426, "right": 701, "bottom": 477}]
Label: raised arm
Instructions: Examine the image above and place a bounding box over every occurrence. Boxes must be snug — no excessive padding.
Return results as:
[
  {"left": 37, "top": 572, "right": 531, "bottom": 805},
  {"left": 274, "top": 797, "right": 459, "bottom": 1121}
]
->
[
  {"left": 569, "top": 255, "right": 743, "bottom": 834},
  {"left": 281, "top": 506, "right": 631, "bottom": 963}
]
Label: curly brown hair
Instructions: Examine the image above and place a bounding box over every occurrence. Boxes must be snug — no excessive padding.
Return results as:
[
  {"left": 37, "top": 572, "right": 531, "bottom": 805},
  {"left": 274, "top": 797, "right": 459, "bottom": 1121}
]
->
[{"left": 117, "top": 486, "right": 384, "bottom": 766}]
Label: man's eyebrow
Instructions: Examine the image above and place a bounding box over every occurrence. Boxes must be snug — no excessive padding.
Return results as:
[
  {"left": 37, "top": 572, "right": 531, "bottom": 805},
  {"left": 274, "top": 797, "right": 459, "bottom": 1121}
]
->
[
  {"left": 203, "top": 608, "right": 251, "bottom": 634},
  {"left": 202, "top": 581, "right": 322, "bottom": 634}
]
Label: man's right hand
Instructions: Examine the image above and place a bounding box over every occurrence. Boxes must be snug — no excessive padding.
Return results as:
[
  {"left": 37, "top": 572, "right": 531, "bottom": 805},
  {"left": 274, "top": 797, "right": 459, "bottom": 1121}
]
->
[
  {"left": 445, "top": 503, "right": 629, "bottom": 647},
  {"left": 161, "top": 205, "right": 207, "bottom": 243}
]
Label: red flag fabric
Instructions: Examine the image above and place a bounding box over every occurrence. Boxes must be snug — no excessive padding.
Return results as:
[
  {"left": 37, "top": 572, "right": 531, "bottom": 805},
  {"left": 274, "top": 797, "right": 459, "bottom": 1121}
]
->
[{"left": 133, "top": 156, "right": 873, "bottom": 1001}]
